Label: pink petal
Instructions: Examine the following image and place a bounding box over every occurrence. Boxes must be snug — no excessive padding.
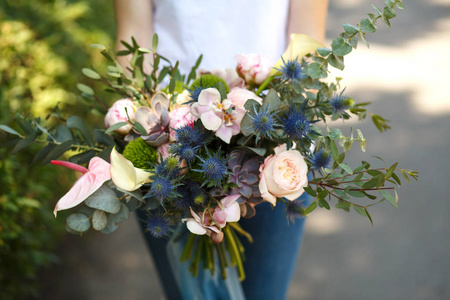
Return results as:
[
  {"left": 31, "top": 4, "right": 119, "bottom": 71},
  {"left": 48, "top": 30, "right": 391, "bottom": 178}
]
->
[
  {"left": 215, "top": 124, "right": 233, "bottom": 143},
  {"left": 221, "top": 194, "right": 240, "bottom": 208},
  {"left": 198, "top": 88, "right": 220, "bottom": 105},
  {"left": 53, "top": 157, "right": 111, "bottom": 216},
  {"left": 223, "top": 202, "right": 241, "bottom": 223},
  {"left": 201, "top": 110, "right": 222, "bottom": 131},
  {"left": 213, "top": 210, "right": 227, "bottom": 228},
  {"left": 186, "top": 220, "right": 208, "bottom": 235}
]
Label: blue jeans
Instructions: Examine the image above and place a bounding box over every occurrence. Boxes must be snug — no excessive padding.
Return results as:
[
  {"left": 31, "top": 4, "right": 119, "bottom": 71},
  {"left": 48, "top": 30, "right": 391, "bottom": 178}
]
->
[{"left": 136, "top": 193, "right": 310, "bottom": 300}]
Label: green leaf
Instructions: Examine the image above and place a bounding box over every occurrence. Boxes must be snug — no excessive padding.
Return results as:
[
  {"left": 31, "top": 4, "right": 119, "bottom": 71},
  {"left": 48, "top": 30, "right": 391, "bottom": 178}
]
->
[
  {"left": 383, "top": 6, "right": 397, "bottom": 19},
  {"left": 328, "top": 128, "right": 342, "bottom": 140},
  {"left": 379, "top": 190, "right": 398, "bottom": 207},
  {"left": 262, "top": 89, "right": 281, "bottom": 112},
  {"left": 105, "top": 122, "right": 129, "bottom": 134},
  {"left": 85, "top": 185, "right": 121, "bottom": 214},
  {"left": 54, "top": 124, "right": 73, "bottom": 143},
  {"left": 328, "top": 54, "right": 345, "bottom": 70},
  {"left": 138, "top": 47, "right": 151, "bottom": 53},
  {"left": 92, "top": 210, "right": 108, "bottom": 231},
  {"left": 317, "top": 47, "right": 332, "bottom": 57},
  {"left": 90, "top": 44, "right": 106, "bottom": 50},
  {"left": 303, "top": 187, "right": 317, "bottom": 197},
  {"left": 76, "top": 83, "right": 94, "bottom": 95},
  {"left": 331, "top": 38, "right": 353, "bottom": 56},
  {"left": 391, "top": 172, "right": 401, "bottom": 185},
  {"left": 318, "top": 198, "right": 330, "bottom": 210},
  {"left": 339, "top": 163, "right": 353, "bottom": 174},
  {"left": 135, "top": 67, "right": 144, "bottom": 88},
  {"left": 82, "top": 68, "right": 101, "bottom": 80},
  {"left": 31, "top": 144, "right": 56, "bottom": 166},
  {"left": 360, "top": 19, "right": 377, "bottom": 33},
  {"left": 335, "top": 201, "right": 352, "bottom": 209},
  {"left": 40, "top": 140, "right": 74, "bottom": 165},
  {"left": 385, "top": 162, "right": 398, "bottom": 178},
  {"left": 67, "top": 116, "right": 94, "bottom": 146},
  {"left": 12, "top": 133, "right": 36, "bottom": 154},
  {"left": 133, "top": 122, "right": 147, "bottom": 136},
  {"left": 401, "top": 169, "right": 411, "bottom": 183},
  {"left": 330, "top": 140, "right": 339, "bottom": 162},
  {"left": 101, "top": 203, "right": 130, "bottom": 234},
  {"left": 69, "top": 150, "right": 96, "bottom": 165},
  {"left": 353, "top": 205, "right": 368, "bottom": 217},
  {"left": 0, "top": 125, "right": 20, "bottom": 136},
  {"left": 348, "top": 190, "right": 366, "bottom": 198},
  {"left": 152, "top": 33, "right": 159, "bottom": 52},
  {"left": 66, "top": 213, "right": 91, "bottom": 233},
  {"left": 93, "top": 128, "right": 115, "bottom": 146},
  {"left": 304, "top": 201, "right": 318, "bottom": 214},
  {"left": 343, "top": 23, "right": 360, "bottom": 34},
  {"left": 362, "top": 178, "right": 378, "bottom": 189},
  {"left": 305, "top": 63, "right": 327, "bottom": 79},
  {"left": 372, "top": 4, "right": 383, "bottom": 16}
]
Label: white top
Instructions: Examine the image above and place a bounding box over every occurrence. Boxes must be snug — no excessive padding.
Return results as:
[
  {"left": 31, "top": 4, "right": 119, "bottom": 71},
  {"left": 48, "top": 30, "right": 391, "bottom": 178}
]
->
[{"left": 153, "top": 0, "right": 290, "bottom": 74}]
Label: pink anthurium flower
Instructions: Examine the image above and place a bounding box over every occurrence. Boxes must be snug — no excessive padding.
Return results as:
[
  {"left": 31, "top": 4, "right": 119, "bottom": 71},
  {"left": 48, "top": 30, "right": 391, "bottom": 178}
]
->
[
  {"left": 213, "top": 194, "right": 241, "bottom": 228},
  {"left": 51, "top": 157, "right": 111, "bottom": 217}
]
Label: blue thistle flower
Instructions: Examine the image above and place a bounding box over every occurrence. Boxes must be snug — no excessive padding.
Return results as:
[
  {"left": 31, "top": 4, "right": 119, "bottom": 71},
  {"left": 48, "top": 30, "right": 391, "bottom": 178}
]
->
[
  {"left": 184, "top": 85, "right": 203, "bottom": 104},
  {"left": 174, "top": 123, "right": 208, "bottom": 146},
  {"left": 285, "top": 199, "right": 307, "bottom": 223},
  {"left": 195, "top": 150, "right": 229, "bottom": 187},
  {"left": 155, "top": 156, "right": 180, "bottom": 179},
  {"left": 276, "top": 57, "right": 307, "bottom": 81},
  {"left": 329, "top": 90, "right": 355, "bottom": 119},
  {"left": 309, "top": 149, "right": 331, "bottom": 170},
  {"left": 247, "top": 105, "right": 279, "bottom": 141},
  {"left": 146, "top": 212, "right": 171, "bottom": 238},
  {"left": 147, "top": 176, "right": 175, "bottom": 202},
  {"left": 281, "top": 109, "right": 312, "bottom": 141},
  {"left": 173, "top": 185, "right": 194, "bottom": 210}
]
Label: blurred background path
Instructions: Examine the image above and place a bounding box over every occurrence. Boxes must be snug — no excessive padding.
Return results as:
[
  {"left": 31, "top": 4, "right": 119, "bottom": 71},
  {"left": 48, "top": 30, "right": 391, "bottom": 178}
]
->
[{"left": 36, "top": 0, "right": 450, "bottom": 299}]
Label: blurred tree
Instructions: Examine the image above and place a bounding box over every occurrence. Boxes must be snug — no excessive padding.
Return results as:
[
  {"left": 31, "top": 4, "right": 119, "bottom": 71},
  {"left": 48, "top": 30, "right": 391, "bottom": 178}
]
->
[{"left": 0, "top": 0, "right": 115, "bottom": 299}]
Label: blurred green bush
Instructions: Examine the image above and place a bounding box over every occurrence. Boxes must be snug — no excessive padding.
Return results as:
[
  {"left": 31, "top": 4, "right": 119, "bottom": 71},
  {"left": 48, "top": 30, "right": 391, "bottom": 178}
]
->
[{"left": 0, "top": 0, "right": 115, "bottom": 299}]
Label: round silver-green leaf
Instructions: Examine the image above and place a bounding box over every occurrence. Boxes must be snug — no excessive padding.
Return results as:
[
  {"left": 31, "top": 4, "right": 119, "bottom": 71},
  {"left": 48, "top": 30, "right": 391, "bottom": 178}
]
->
[
  {"left": 66, "top": 213, "right": 91, "bottom": 233},
  {"left": 92, "top": 209, "right": 108, "bottom": 231},
  {"left": 85, "top": 185, "right": 121, "bottom": 214}
]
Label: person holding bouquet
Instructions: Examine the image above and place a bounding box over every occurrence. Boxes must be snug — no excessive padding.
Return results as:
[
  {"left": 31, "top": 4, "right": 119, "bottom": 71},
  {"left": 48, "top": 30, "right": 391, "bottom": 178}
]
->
[{"left": 114, "top": 1, "right": 329, "bottom": 299}]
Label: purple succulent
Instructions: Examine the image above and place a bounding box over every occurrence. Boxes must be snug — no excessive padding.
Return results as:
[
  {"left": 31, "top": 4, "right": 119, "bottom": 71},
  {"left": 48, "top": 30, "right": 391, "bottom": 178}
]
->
[
  {"left": 228, "top": 150, "right": 264, "bottom": 218},
  {"left": 134, "top": 92, "right": 170, "bottom": 147}
]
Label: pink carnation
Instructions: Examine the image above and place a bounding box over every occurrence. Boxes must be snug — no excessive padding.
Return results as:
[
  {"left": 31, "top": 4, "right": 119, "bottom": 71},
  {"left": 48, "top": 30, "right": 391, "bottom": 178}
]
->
[
  {"left": 168, "top": 106, "right": 198, "bottom": 141},
  {"left": 235, "top": 54, "right": 273, "bottom": 85}
]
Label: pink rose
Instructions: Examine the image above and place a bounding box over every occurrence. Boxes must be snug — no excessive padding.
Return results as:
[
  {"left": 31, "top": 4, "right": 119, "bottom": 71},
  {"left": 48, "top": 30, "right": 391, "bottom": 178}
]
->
[
  {"left": 168, "top": 106, "right": 198, "bottom": 141},
  {"left": 105, "top": 99, "right": 136, "bottom": 135},
  {"left": 235, "top": 53, "right": 273, "bottom": 85},
  {"left": 227, "top": 87, "right": 262, "bottom": 109},
  {"left": 259, "top": 144, "right": 309, "bottom": 206}
]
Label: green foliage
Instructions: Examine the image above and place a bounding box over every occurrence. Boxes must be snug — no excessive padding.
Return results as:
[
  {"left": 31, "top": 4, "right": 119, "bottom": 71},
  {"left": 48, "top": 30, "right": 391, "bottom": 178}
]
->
[
  {"left": 0, "top": 0, "right": 115, "bottom": 298},
  {"left": 190, "top": 74, "right": 230, "bottom": 94}
]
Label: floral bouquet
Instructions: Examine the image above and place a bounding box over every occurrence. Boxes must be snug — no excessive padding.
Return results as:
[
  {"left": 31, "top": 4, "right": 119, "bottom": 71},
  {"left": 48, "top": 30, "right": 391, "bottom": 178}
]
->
[{"left": 1, "top": 0, "right": 416, "bottom": 285}]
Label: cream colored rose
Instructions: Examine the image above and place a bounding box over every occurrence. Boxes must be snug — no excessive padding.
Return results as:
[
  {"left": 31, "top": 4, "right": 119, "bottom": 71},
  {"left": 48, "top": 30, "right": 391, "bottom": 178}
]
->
[
  {"left": 104, "top": 99, "right": 136, "bottom": 135},
  {"left": 259, "top": 144, "right": 309, "bottom": 205}
]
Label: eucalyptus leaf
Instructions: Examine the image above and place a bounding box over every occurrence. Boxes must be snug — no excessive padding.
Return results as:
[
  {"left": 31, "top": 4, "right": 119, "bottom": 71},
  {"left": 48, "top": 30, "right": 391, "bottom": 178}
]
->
[
  {"left": 343, "top": 23, "right": 360, "bottom": 34},
  {"left": 105, "top": 122, "right": 129, "bottom": 134},
  {"left": 317, "top": 47, "right": 332, "bottom": 57},
  {"left": 361, "top": 19, "right": 377, "bottom": 33},
  {"left": 40, "top": 140, "right": 74, "bottom": 165},
  {"left": 93, "top": 128, "right": 115, "bottom": 146},
  {"left": 66, "top": 213, "right": 91, "bottom": 233},
  {"left": 12, "top": 133, "right": 36, "bottom": 154},
  {"left": 92, "top": 209, "right": 108, "bottom": 231},
  {"left": 331, "top": 38, "right": 353, "bottom": 56},
  {"left": 55, "top": 124, "right": 73, "bottom": 143},
  {"left": 100, "top": 203, "right": 130, "bottom": 234},
  {"left": 85, "top": 184, "right": 121, "bottom": 214},
  {"left": 379, "top": 190, "right": 398, "bottom": 207}
]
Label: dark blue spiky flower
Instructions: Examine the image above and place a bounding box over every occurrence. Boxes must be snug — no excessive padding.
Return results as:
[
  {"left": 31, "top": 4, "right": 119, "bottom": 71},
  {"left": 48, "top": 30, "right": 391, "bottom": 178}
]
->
[
  {"left": 285, "top": 199, "right": 307, "bottom": 223},
  {"left": 194, "top": 150, "right": 229, "bottom": 187},
  {"left": 309, "top": 149, "right": 331, "bottom": 170},
  {"left": 246, "top": 104, "right": 279, "bottom": 141},
  {"left": 146, "top": 176, "right": 177, "bottom": 202},
  {"left": 329, "top": 89, "right": 355, "bottom": 120},
  {"left": 146, "top": 212, "right": 171, "bottom": 238},
  {"left": 276, "top": 57, "right": 307, "bottom": 82},
  {"left": 155, "top": 156, "right": 180, "bottom": 179}
]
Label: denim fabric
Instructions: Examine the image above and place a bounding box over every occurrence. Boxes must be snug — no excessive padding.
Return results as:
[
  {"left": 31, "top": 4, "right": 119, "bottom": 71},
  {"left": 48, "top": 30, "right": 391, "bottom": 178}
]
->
[{"left": 136, "top": 192, "right": 310, "bottom": 300}]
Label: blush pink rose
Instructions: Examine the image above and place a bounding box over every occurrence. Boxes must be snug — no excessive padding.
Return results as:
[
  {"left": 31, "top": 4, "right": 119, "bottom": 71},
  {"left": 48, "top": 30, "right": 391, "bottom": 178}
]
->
[
  {"left": 259, "top": 144, "right": 309, "bottom": 206},
  {"left": 105, "top": 99, "right": 136, "bottom": 135},
  {"left": 235, "top": 53, "right": 273, "bottom": 85},
  {"left": 227, "top": 87, "right": 262, "bottom": 109},
  {"left": 168, "top": 106, "right": 198, "bottom": 141}
]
